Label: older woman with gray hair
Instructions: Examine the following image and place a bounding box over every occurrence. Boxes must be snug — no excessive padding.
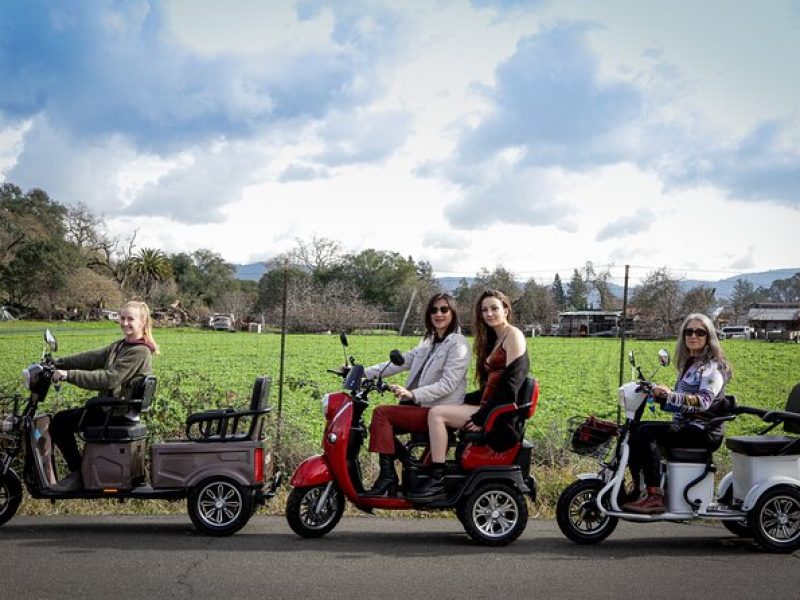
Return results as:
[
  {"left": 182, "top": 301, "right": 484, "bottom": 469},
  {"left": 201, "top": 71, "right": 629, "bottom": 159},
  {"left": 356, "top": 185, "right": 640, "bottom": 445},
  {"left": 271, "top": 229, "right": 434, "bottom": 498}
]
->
[{"left": 624, "top": 312, "right": 733, "bottom": 514}]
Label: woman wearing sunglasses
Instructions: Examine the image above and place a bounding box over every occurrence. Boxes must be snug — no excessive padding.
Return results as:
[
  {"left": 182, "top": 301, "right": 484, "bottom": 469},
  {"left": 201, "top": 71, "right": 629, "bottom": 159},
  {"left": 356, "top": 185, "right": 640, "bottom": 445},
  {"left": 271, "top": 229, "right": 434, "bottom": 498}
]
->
[
  {"left": 362, "top": 293, "right": 470, "bottom": 496},
  {"left": 624, "top": 313, "right": 732, "bottom": 514},
  {"left": 410, "top": 289, "right": 529, "bottom": 501}
]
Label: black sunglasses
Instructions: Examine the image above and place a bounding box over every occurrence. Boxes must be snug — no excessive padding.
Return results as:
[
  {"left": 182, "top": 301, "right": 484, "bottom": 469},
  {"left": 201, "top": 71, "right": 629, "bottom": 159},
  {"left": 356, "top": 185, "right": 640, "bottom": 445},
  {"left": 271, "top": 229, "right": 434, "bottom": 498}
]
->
[
  {"left": 429, "top": 306, "right": 451, "bottom": 315},
  {"left": 683, "top": 328, "right": 708, "bottom": 338}
]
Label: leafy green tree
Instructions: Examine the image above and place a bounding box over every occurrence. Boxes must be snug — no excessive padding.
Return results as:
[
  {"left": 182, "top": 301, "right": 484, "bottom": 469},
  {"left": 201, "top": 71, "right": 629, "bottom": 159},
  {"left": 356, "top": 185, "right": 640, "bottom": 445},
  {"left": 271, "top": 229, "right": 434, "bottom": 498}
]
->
[
  {"left": 327, "top": 249, "right": 419, "bottom": 310},
  {"left": 552, "top": 273, "right": 566, "bottom": 310},
  {"left": 256, "top": 259, "right": 311, "bottom": 313},
  {"left": 515, "top": 278, "right": 557, "bottom": 331},
  {"left": 567, "top": 268, "right": 588, "bottom": 310},
  {"left": 766, "top": 272, "right": 800, "bottom": 303},
  {"left": 730, "top": 278, "right": 766, "bottom": 317},
  {"left": 128, "top": 248, "right": 173, "bottom": 300}
]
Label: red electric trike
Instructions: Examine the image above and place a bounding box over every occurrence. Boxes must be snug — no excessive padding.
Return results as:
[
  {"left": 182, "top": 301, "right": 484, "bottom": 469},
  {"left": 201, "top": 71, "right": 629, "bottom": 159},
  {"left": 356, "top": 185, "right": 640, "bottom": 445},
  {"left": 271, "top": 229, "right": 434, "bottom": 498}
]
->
[{"left": 286, "top": 334, "right": 540, "bottom": 546}]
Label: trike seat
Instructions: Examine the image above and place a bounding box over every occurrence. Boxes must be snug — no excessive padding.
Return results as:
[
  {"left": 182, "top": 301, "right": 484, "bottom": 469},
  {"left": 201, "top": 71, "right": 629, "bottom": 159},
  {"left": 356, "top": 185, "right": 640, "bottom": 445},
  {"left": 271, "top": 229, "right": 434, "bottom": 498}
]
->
[
  {"left": 664, "top": 395, "right": 736, "bottom": 463},
  {"left": 458, "top": 377, "right": 539, "bottom": 469},
  {"left": 79, "top": 375, "right": 157, "bottom": 443},
  {"left": 726, "top": 383, "right": 800, "bottom": 457},
  {"left": 185, "top": 376, "right": 271, "bottom": 442}
]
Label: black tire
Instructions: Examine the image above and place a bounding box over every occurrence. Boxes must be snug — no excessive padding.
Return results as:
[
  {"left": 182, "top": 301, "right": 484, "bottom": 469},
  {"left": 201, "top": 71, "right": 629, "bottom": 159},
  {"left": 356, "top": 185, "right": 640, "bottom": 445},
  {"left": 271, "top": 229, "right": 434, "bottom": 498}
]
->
[
  {"left": 286, "top": 485, "right": 345, "bottom": 538},
  {"left": 187, "top": 477, "right": 254, "bottom": 537},
  {"left": 461, "top": 483, "right": 528, "bottom": 546},
  {"left": 0, "top": 470, "right": 22, "bottom": 527},
  {"left": 748, "top": 485, "right": 800, "bottom": 553},
  {"left": 556, "top": 479, "right": 618, "bottom": 544},
  {"left": 721, "top": 519, "right": 751, "bottom": 538}
]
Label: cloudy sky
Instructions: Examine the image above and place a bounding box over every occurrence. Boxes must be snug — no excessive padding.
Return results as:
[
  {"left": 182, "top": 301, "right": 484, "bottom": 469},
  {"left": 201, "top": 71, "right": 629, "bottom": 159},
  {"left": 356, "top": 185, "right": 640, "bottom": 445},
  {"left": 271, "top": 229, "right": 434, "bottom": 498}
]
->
[{"left": 1, "top": 0, "right": 798, "bottom": 285}]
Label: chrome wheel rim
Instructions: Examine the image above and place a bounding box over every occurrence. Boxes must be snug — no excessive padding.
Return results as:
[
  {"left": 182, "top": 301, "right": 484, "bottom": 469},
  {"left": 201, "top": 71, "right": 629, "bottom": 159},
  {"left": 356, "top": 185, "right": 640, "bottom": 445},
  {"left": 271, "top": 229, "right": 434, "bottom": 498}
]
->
[
  {"left": 569, "top": 488, "right": 608, "bottom": 533},
  {"left": 471, "top": 490, "right": 519, "bottom": 539},
  {"left": 197, "top": 482, "right": 243, "bottom": 528},
  {"left": 299, "top": 487, "right": 338, "bottom": 530},
  {"left": 759, "top": 494, "right": 800, "bottom": 544}
]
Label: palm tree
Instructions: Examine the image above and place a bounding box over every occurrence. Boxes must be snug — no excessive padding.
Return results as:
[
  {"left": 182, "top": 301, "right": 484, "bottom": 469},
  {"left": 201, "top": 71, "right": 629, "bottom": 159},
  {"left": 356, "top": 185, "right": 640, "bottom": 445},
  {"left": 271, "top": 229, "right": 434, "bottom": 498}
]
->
[{"left": 128, "top": 248, "right": 173, "bottom": 300}]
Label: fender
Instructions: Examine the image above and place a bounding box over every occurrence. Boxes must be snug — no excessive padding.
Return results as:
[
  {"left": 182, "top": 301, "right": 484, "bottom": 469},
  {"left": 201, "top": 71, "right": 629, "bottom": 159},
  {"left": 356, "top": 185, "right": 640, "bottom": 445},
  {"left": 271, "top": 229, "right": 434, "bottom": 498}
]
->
[
  {"left": 742, "top": 476, "right": 800, "bottom": 511},
  {"left": 459, "top": 467, "right": 529, "bottom": 500},
  {"left": 716, "top": 471, "right": 734, "bottom": 501},
  {"left": 576, "top": 473, "right": 603, "bottom": 481},
  {"left": 290, "top": 454, "right": 331, "bottom": 488}
]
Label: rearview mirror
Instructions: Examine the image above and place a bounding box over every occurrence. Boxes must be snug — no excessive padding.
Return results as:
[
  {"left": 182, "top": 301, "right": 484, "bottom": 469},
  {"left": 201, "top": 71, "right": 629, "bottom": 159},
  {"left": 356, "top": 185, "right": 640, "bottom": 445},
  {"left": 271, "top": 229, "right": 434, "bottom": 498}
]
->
[
  {"left": 658, "top": 348, "right": 670, "bottom": 367},
  {"left": 44, "top": 329, "right": 58, "bottom": 353},
  {"left": 339, "top": 332, "right": 349, "bottom": 347},
  {"left": 389, "top": 350, "right": 404, "bottom": 366}
]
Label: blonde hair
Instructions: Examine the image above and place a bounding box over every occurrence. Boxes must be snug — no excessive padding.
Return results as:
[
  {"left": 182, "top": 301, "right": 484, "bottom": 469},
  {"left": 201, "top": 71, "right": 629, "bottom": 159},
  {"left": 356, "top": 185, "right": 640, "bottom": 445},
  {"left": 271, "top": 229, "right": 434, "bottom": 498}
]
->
[{"left": 123, "top": 300, "right": 160, "bottom": 355}]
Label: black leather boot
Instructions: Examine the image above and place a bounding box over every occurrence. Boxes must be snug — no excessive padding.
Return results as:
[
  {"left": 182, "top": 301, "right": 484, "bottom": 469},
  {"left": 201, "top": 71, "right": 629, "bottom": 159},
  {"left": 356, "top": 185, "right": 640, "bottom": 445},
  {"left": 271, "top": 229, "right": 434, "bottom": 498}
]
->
[
  {"left": 409, "top": 463, "right": 446, "bottom": 501},
  {"left": 365, "top": 454, "right": 398, "bottom": 496}
]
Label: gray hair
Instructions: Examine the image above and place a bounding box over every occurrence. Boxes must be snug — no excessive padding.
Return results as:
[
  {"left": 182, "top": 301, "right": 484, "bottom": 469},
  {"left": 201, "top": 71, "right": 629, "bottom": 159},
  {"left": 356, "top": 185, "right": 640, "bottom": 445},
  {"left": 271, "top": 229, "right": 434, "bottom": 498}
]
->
[{"left": 675, "top": 313, "right": 731, "bottom": 379}]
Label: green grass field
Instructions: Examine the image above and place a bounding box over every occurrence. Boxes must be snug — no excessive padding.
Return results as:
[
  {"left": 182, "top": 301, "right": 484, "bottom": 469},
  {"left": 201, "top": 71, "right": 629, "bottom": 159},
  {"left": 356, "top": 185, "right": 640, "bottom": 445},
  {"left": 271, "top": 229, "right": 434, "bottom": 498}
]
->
[{"left": 2, "top": 320, "right": 798, "bottom": 516}]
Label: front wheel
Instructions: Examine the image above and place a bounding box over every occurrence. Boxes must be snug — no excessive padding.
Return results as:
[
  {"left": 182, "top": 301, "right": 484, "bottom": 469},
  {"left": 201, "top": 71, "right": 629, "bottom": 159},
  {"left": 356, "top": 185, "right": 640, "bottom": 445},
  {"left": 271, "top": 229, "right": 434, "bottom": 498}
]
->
[
  {"left": 461, "top": 483, "right": 528, "bottom": 546},
  {"left": 187, "top": 477, "right": 254, "bottom": 536},
  {"left": 556, "top": 479, "right": 618, "bottom": 544},
  {"left": 0, "top": 470, "right": 22, "bottom": 526},
  {"left": 286, "top": 484, "right": 345, "bottom": 538},
  {"left": 748, "top": 485, "right": 800, "bottom": 553}
]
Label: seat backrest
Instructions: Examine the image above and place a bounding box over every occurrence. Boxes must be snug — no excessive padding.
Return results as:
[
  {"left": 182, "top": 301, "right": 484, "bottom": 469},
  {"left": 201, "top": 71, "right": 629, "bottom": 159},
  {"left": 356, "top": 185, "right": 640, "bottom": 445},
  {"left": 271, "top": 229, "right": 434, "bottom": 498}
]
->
[
  {"left": 516, "top": 377, "right": 539, "bottom": 420},
  {"left": 129, "top": 375, "right": 157, "bottom": 412},
  {"left": 785, "top": 383, "right": 800, "bottom": 435},
  {"left": 250, "top": 376, "right": 271, "bottom": 411}
]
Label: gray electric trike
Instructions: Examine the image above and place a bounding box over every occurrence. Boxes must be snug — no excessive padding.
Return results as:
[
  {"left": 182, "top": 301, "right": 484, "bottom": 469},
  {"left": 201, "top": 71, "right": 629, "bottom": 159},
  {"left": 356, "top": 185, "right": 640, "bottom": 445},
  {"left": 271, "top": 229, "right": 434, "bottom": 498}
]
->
[{"left": 0, "top": 330, "right": 280, "bottom": 535}]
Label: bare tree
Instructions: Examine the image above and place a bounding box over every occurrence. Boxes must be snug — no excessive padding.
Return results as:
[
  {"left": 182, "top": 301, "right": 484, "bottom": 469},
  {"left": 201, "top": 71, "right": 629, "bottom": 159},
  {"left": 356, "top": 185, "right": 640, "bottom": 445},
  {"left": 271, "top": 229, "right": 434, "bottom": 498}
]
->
[
  {"left": 290, "top": 235, "right": 343, "bottom": 273},
  {"left": 631, "top": 268, "right": 684, "bottom": 337}
]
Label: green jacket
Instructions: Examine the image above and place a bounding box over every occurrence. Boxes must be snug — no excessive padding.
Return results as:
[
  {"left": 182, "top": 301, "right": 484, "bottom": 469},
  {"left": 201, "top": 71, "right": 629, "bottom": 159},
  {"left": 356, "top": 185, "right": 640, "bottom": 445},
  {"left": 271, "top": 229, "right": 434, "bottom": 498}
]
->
[{"left": 55, "top": 339, "right": 153, "bottom": 399}]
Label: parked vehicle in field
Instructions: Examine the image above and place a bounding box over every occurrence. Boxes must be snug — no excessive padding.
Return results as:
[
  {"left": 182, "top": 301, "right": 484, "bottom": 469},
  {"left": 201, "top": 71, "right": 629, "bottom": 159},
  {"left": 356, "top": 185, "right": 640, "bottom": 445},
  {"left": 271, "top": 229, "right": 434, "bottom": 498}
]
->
[
  {"left": 0, "top": 331, "right": 280, "bottom": 535},
  {"left": 286, "top": 333, "right": 540, "bottom": 546},
  {"left": 765, "top": 329, "right": 800, "bottom": 342},
  {"left": 210, "top": 313, "right": 236, "bottom": 332},
  {"left": 720, "top": 325, "right": 752, "bottom": 340},
  {"left": 557, "top": 350, "right": 800, "bottom": 553}
]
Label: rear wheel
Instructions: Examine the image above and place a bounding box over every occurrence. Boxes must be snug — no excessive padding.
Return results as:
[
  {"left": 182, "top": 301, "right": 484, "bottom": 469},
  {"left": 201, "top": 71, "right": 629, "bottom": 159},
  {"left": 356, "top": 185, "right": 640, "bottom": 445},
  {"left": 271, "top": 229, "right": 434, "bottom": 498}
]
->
[
  {"left": 461, "top": 483, "right": 527, "bottom": 546},
  {"left": 721, "top": 519, "right": 751, "bottom": 538},
  {"left": 286, "top": 484, "right": 345, "bottom": 538},
  {"left": 748, "top": 485, "right": 800, "bottom": 553},
  {"left": 0, "top": 470, "right": 22, "bottom": 527},
  {"left": 556, "top": 479, "right": 618, "bottom": 544},
  {"left": 188, "top": 477, "right": 254, "bottom": 536}
]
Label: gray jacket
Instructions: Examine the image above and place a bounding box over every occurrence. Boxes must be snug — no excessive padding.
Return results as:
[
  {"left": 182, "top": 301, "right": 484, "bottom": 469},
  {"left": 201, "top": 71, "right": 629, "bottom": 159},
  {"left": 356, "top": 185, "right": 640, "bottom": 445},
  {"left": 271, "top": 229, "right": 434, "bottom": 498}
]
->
[{"left": 364, "top": 332, "right": 470, "bottom": 407}]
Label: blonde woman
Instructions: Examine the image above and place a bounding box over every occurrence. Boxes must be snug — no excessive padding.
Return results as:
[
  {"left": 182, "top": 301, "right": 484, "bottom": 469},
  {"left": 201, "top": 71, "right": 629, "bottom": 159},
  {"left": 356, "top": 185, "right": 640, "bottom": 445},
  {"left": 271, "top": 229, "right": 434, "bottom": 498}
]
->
[{"left": 50, "top": 301, "right": 159, "bottom": 491}]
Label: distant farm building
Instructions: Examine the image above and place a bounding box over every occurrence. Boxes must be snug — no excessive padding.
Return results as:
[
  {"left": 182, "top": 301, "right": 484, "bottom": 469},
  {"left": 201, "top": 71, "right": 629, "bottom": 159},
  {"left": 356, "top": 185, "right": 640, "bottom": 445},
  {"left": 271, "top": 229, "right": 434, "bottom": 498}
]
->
[
  {"left": 747, "top": 303, "right": 800, "bottom": 341},
  {"left": 557, "top": 310, "right": 621, "bottom": 337}
]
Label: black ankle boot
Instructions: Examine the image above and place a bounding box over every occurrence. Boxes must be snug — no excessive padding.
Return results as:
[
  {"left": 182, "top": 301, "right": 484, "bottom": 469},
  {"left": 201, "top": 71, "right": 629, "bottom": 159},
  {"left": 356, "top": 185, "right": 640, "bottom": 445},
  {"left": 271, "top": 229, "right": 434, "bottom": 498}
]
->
[
  {"left": 410, "top": 463, "right": 446, "bottom": 501},
  {"left": 365, "top": 454, "right": 398, "bottom": 496}
]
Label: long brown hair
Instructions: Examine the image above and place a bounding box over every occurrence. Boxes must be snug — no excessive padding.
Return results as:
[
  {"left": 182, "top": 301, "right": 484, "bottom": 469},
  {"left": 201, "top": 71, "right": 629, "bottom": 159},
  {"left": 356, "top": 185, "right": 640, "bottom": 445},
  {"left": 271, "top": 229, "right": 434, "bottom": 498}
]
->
[
  {"left": 472, "top": 290, "right": 513, "bottom": 385},
  {"left": 123, "top": 300, "right": 160, "bottom": 355},
  {"left": 423, "top": 293, "right": 460, "bottom": 340}
]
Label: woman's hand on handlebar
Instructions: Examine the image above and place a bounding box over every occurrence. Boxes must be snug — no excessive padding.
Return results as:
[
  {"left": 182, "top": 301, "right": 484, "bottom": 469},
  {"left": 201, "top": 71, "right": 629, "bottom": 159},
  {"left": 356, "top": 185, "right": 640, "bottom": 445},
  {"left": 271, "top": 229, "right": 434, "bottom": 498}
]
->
[
  {"left": 52, "top": 369, "right": 68, "bottom": 382},
  {"left": 389, "top": 384, "right": 414, "bottom": 402},
  {"left": 651, "top": 385, "right": 670, "bottom": 402}
]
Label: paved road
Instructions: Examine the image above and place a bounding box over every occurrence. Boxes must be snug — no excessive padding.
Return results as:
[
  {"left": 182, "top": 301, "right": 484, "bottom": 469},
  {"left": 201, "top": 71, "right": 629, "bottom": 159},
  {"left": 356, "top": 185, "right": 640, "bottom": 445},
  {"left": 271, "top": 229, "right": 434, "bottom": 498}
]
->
[{"left": 1, "top": 515, "right": 797, "bottom": 599}]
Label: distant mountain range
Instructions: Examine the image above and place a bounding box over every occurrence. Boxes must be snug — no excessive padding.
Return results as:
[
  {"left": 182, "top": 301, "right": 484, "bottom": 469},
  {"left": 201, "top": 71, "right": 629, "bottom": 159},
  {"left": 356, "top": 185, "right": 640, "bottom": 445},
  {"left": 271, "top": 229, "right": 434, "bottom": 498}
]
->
[{"left": 235, "top": 263, "right": 799, "bottom": 301}]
